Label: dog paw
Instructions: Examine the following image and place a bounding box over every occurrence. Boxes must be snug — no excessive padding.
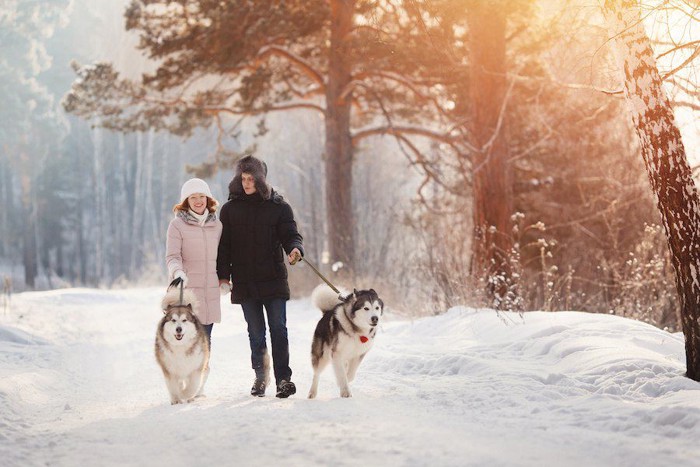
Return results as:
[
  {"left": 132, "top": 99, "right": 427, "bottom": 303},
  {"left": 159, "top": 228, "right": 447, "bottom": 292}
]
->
[
  {"left": 340, "top": 389, "right": 352, "bottom": 398},
  {"left": 171, "top": 400, "right": 181, "bottom": 405},
  {"left": 308, "top": 390, "right": 317, "bottom": 399}
]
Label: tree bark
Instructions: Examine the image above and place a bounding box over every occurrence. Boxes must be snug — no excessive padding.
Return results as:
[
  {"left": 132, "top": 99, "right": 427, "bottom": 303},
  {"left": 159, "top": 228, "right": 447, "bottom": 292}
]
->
[
  {"left": 19, "top": 151, "right": 37, "bottom": 288},
  {"left": 468, "top": 1, "right": 515, "bottom": 308},
  {"left": 323, "top": 0, "right": 356, "bottom": 272},
  {"left": 603, "top": 0, "right": 700, "bottom": 380},
  {"left": 92, "top": 127, "right": 104, "bottom": 283}
]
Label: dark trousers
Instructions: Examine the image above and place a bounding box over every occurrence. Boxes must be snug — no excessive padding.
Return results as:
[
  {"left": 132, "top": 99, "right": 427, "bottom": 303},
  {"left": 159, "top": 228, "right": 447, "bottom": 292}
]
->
[
  {"left": 202, "top": 324, "right": 213, "bottom": 351},
  {"left": 241, "top": 298, "right": 291, "bottom": 386}
]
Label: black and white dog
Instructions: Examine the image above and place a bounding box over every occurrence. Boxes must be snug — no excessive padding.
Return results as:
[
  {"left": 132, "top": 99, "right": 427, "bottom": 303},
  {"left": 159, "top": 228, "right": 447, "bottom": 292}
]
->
[
  {"left": 155, "top": 281, "right": 210, "bottom": 404},
  {"left": 308, "top": 285, "right": 384, "bottom": 398}
]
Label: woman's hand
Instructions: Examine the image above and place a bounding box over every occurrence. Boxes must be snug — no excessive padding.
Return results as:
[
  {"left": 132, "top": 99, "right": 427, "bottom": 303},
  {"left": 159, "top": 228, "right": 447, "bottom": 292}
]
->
[
  {"left": 219, "top": 279, "right": 231, "bottom": 295},
  {"left": 174, "top": 270, "right": 188, "bottom": 287}
]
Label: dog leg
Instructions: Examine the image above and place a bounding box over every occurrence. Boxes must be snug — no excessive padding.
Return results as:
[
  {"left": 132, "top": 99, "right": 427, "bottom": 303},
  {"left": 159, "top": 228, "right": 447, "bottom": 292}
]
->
[
  {"left": 332, "top": 356, "right": 352, "bottom": 398},
  {"left": 308, "top": 353, "right": 331, "bottom": 399},
  {"left": 165, "top": 376, "right": 183, "bottom": 405},
  {"left": 184, "top": 371, "right": 203, "bottom": 403},
  {"left": 346, "top": 355, "right": 364, "bottom": 383},
  {"left": 196, "top": 365, "right": 210, "bottom": 398}
]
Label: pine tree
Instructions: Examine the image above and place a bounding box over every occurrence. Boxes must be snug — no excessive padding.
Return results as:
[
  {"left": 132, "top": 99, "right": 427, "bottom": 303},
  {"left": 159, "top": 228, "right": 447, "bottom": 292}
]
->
[
  {"left": 63, "top": 0, "right": 461, "bottom": 273},
  {"left": 467, "top": 0, "right": 515, "bottom": 308}
]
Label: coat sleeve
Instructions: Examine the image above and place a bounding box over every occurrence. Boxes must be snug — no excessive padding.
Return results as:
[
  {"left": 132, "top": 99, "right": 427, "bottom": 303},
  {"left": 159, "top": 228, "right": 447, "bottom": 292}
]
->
[
  {"left": 277, "top": 202, "right": 304, "bottom": 257},
  {"left": 217, "top": 204, "right": 233, "bottom": 280},
  {"left": 165, "top": 220, "right": 184, "bottom": 278}
]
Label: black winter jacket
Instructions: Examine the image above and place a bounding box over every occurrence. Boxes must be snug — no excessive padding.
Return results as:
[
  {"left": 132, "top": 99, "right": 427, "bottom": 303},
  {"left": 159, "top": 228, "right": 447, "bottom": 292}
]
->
[{"left": 216, "top": 189, "right": 304, "bottom": 303}]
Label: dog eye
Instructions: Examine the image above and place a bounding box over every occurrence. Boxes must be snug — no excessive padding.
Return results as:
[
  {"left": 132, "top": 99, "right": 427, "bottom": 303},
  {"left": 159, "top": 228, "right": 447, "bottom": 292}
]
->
[
  {"left": 171, "top": 319, "right": 176, "bottom": 323},
  {"left": 364, "top": 306, "right": 369, "bottom": 311},
  {"left": 182, "top": 319, "right": 188, "bottom": 322}
]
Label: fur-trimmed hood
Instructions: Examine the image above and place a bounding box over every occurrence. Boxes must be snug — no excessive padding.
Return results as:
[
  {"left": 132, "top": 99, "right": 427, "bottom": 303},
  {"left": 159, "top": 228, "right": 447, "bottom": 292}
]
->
[{"left": 228, "top": 155, "right": 272, "bottom": 200}]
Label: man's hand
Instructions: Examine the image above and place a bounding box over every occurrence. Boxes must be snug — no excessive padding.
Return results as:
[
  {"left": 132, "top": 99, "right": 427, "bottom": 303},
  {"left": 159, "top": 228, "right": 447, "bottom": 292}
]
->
[{"left": 288, "top": 248, "right": 302, "bottom": 265}]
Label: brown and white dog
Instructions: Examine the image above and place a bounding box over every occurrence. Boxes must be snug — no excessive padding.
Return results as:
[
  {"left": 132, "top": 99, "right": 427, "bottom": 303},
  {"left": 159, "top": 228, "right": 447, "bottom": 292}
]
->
[
  {"left": 308, "top": 285, "right": 384, "bottom": 398},
  {"left": 155, "top": 282, "right": 210, "bottom": 404}
]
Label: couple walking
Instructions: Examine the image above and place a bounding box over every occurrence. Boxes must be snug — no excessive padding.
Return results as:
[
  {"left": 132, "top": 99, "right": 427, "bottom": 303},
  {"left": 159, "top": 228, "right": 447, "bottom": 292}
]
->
[{"left": 165, "top": 155, "right": 303, "bottom": 398}]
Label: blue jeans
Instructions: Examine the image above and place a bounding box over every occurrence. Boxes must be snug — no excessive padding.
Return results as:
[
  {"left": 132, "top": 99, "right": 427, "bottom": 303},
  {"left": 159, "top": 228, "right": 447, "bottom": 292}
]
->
[{"left": 241, "top": 298, "right": 291, "bottom": 386}]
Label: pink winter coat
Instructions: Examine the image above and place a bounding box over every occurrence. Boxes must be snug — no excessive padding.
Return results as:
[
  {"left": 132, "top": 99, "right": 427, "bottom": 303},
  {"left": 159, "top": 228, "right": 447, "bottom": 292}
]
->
[{"left": 166, "top": 210, "right": 223, "bottom": 325}]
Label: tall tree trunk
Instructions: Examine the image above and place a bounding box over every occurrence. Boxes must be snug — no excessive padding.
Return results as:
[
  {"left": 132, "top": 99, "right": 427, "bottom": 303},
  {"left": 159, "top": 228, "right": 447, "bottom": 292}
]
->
[
  {"left": 19, "top": 152, "right": 37, "bottom": 288},
  {"left": 603, "top": 0, "right": 700, "bottom": 380},
  {"left": 467, "top": 1, "right": 515, "bottom": 309},
  {"left": 0, "top": 150, "right": 10, "bottom": 257},
  {"left": 92, "top": 127, "right": 104, "bottom": 284},
  {"left": 116, "top": 132, "right": 128, "bottom": 279},
  {"left": 130, "top": 132, "right": 145, "bottom": 276},
  {"left": 324, "top": 0, "right": 355, "bottom": 272}
]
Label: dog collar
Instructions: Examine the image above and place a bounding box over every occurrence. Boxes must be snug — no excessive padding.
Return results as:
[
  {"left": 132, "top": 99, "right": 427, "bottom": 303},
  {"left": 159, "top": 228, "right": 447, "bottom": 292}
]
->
[{"left": 360, "top": 336, "right": 369, "bottom": 343}]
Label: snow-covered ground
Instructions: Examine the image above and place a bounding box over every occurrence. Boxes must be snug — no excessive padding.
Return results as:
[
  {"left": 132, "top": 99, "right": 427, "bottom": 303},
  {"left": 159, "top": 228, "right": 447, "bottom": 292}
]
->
[{"left": 0, "top": 287, "right": 698, "bottom": 466}]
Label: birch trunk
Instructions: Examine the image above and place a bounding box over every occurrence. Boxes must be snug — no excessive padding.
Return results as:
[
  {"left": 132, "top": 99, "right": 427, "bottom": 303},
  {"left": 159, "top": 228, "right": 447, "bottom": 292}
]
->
[
  {"left": 116, "top": 132, "right": 128, "bottom": 279},
  {"left": 603, "top": 0, "right": 700, "bottom": 380},
  {"left": 130, "top": 132, "right": 145, "bottom": 276},
  {"left": 0, "top": 152, "right": 10, "bottom": 256},
  {"left": 92, "top": 127, "right": 104, "bottom": 283},
  {"left": 19, "top": 149, "right": 38, "bottom": 288}
]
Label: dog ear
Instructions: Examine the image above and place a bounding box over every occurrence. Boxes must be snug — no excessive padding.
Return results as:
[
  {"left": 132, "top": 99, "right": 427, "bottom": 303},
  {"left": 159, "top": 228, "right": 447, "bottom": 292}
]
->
[
  {"left": 186, "top": 304, "right": 192, "bottom": 311},
  {"left": 353, "top": 288, "right": 358, "bottom": 298}
]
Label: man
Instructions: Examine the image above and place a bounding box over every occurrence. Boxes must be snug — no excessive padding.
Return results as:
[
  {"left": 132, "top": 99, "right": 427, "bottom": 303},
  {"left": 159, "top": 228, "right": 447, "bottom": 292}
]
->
[{"left": 217, "top": 155, "right": 303, "bottom": 398}]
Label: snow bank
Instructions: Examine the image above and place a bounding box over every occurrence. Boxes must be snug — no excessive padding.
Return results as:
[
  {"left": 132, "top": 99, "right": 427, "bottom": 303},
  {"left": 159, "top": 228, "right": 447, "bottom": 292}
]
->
[{"left": 0, "top": 288, "right": 698, "bottom": 466}]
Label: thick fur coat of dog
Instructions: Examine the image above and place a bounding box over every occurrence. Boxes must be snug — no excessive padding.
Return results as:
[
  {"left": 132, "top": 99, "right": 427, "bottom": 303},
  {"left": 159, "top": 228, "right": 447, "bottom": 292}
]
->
[
  {"left": 155, "top": 285, "right": 210, "bottom": 404},
  {"left": 308, "top": 285, "right": 384, "bottom": 399}
]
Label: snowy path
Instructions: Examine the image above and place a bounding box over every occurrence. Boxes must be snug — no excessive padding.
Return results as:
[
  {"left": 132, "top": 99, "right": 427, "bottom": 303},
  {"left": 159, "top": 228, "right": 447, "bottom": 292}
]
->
[{"left": 1, "top": 288, "right": 699, "bottom": 466}]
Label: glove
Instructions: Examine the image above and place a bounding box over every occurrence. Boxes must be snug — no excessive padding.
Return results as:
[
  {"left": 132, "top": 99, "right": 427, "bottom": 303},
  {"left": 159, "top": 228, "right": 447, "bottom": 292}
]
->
[
  {"left": 219, "top": 282, "right": 232, "bottom": 296},
  {"left": 174, "top": 270, "right": 188, "bottom": 287}
]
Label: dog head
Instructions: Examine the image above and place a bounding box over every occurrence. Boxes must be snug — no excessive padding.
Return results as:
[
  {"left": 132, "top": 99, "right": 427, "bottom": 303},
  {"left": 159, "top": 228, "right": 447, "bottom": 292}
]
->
[
  {"left": 159, "top": 305, "right": 200, "bottom": 346},
  {"left": 343, "top": 288, "right": 384, "bottom": 329}
]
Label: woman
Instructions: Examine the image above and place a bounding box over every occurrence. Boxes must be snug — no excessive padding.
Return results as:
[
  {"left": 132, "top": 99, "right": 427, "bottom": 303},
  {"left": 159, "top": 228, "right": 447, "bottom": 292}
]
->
[{"left": 166, "top": 178, "right": 223, "bottom": 394}]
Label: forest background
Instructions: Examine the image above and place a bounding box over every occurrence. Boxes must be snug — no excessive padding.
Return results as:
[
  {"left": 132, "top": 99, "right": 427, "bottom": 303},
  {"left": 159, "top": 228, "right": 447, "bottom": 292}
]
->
[{"left": 2, "top": 0, "right": 700, "bottom": 332}]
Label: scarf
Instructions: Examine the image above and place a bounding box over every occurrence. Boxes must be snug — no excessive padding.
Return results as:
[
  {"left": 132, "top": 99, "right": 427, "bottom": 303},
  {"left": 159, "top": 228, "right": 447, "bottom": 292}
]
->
[{"left": 188, "top": 209, "right": 208, "bottom": 226}]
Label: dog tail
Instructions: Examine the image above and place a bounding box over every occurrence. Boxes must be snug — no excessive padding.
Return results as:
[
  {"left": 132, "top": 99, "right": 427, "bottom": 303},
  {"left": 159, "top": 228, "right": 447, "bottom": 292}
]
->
[
  {"left": 161, "top": 286, "right": 198, "bottom": 311},
  {"left": 311, "top": 284, "right": 344, "bottom": 313}
]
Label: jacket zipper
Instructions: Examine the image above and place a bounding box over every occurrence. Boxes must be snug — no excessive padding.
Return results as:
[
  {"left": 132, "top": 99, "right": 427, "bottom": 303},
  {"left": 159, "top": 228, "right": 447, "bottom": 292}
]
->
[{"left": 202, "top": 223, "right": 209, "bottom": 324}]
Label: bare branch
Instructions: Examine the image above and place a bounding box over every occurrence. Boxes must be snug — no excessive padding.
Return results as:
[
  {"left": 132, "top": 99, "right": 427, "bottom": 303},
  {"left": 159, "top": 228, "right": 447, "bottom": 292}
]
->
[
  {"left": 255, "top": 45, "right": 325, "bottom": 86},
  {"left": 660, "top": 44, "right": 700, "bottom": 81},
  {"left": 352, "top": 124, "right": 466, "bottom": 151},
  {"left": 204, "top": 102, "right": 325, "bottom": 116}
]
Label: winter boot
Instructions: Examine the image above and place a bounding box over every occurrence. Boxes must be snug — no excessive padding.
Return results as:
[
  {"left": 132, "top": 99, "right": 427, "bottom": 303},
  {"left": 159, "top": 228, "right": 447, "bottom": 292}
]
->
[
  {"left": 276, "top": 380, "right": 296, "bottom": 398},
  {"left": 250, "top": 352, "right": 270, "bottom": 397}
]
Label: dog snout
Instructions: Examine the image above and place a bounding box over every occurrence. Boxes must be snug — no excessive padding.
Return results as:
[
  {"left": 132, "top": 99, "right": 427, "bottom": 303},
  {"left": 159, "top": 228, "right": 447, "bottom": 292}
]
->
[
  {"left": 371, "top": 316, "right": 379, "bottom": 325},
  {"left": 176, "top": 326, "right": 182, "bottom": 334}
]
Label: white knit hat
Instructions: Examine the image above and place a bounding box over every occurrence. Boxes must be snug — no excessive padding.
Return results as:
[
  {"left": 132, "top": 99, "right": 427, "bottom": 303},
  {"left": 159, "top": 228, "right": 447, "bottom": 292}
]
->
[{"left": 180, "top": 178, "right": 213, "bottom": 202}]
